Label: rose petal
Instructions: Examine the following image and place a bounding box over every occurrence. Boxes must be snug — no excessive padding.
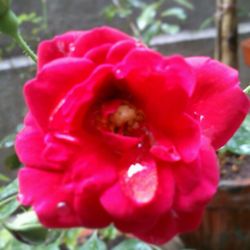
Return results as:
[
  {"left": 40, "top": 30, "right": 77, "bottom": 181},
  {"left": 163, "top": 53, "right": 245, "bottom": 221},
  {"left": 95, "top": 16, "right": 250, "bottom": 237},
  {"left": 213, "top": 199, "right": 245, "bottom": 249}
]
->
[
  {"left": 150, "top": 139, "right": 181, "bottom": 162},
  {"left": 118, "top": 52, "right": 195, "bottom": 126},
  {"left": 15, "top": 115, "right": 45, "bottom": 167},
  {"left": 38, "top": 31, "right": 85, "bottom": 70},
  {"left": 175, "top": 137, "right": 219, "bottom": 212},
  {"left": 187, "top": 57, "right": 249, "bottom": 149},
  {"left": 135, "top": 212, "right": 177, "bottom": 245},
  {"left": 85, "top": 43, "right": 112, "bottom": 65},
  {"left": 48, "top": 65, "right": 113, "bottom": 132},
  {"left": 72, "top": 26, "right": 131, "bottom": 57},
  {"left": 18, "top": 168, "right": 80, "bottom": 227},
  {"left": 121, "top": 160, "right": 158, "bottom": 205},
  {"left": 71, "top": 150, "right": 117, "bottom": 227},
  {"left": 102, "top": 183, "right": 160, "bottom": 234},
  {"left": 167, "top": 114, "right": 201, "bottom": 163},
  {"left": 106, "top": 40, "right": 138, "bottom": 64},
  {"left": 25, "top": 58, "right": 94, "bottom": 130},
  {"left": 173, "top": 157, "right": 201, "bottom": 194}
]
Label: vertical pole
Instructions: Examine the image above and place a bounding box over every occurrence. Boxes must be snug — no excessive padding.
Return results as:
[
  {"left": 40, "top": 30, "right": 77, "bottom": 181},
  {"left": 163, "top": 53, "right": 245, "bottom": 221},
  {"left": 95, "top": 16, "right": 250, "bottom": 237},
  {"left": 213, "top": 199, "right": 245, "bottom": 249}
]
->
[{"left": 215, "top": 0, "right": 238, "bottom": 68}]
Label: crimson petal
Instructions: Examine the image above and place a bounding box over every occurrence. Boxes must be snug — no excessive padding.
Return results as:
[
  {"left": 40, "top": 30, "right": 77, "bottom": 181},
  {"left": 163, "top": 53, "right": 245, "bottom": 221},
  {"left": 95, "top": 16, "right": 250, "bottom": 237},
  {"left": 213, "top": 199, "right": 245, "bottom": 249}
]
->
[{"left": 187, "top": 57, "right": 249, "bottom": 149}]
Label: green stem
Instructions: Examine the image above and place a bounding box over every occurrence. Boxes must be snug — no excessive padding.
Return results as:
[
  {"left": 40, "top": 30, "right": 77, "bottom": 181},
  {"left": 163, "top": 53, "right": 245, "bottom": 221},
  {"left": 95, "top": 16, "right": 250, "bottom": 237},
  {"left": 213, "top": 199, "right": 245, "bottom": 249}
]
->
[
  {"left": 13, "top": 32, "right": 37, "bottom": 63},
  {"left": 244, "top": 85, "right": 250, "bottom": 95}
]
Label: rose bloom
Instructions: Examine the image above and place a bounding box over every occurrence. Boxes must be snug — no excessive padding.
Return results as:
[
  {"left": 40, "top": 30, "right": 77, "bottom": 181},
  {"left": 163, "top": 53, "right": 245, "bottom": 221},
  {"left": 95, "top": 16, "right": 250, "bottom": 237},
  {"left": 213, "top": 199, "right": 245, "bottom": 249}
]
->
[{"left": 15, "top": 27, "right": 249, "bottom": 244}]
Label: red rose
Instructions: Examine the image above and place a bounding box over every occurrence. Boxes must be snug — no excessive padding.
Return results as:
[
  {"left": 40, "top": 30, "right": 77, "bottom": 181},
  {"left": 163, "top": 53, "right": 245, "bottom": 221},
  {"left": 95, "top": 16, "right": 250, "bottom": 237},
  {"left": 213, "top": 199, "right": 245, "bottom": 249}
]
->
[{"left": 15, "top": 26, "right": 249, "bottom": 244}]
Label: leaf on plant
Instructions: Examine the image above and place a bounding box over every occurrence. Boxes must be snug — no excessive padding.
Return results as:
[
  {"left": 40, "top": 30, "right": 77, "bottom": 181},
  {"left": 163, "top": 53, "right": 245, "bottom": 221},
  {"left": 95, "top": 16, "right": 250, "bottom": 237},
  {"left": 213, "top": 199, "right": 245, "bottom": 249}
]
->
[
  {"left": 173, "top": 0, "right": 194, "bottom": 10},
  {"left": 161, "top": 23, "right": 180, "bottom": 34},
  {"left": 137, "top": 3, "right": 160, "bottom": 30},
  {"left": 4, "top": 153, "right": 22, "bottom": 170},
  {"left": 127, "top": 0, "right": 145, "bottom": 8},
  {"left": 102, "top": 5, "right": 117, "bottom": 20},
  {"left": 0, "top": 179, "right": 18, "bottom": 201},
  {"left": 161, "top": 7, "right": 187, "bottom": 20},
  {"left": 112, "top": 238, "right": 153, "bottom": 250},
  {"left": 80, "top": 232, "right": 107, "bottom": 250},
  {"left": 0, "top": 196, "right": 20, "bottom": 220},
  {"left": 142, "top": 21, "right": 162, "bottom": 44},
  {"left": 4, "top": 211, "right": 49, "bottom": 245},
  {"left": 199, "top": 17, "right": 214, "bottom": 30},
  {"left": 222, "top": 115, "right": 250, "bottom": 155},
  {"left": 99, "top": 225, "right": 118, "bottom": 241},
  {"left": 0, "top": 134, "right": 15, "bottom": 149},
  {"left": 0, "top": 173, "right": 10, "bottom": 182}
]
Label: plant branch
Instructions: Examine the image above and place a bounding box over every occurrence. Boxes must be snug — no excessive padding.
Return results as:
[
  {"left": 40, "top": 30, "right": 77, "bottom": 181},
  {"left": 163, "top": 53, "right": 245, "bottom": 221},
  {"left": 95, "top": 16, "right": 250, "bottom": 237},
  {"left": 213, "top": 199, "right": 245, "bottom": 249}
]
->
[{"left": 13, "top": 32, "right": 37, "bottom": 63}]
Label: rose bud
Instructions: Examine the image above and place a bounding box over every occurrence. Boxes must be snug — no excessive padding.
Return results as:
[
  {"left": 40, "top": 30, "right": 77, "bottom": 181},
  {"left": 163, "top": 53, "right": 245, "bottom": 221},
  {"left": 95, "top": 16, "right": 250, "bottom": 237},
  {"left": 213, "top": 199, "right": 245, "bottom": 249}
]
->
[{"left": 15, "top": 26, "right": 249, "bottom": 244}]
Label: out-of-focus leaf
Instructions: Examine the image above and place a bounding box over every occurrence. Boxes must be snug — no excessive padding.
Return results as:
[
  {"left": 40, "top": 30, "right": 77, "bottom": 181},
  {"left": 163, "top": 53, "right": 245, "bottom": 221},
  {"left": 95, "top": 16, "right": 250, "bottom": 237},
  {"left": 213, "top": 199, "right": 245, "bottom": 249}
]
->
[
  {"left": 63, "top": 228, "right": 83, "bottom": 249},
  {"left": 0, "top": 173, "right": 10, "bottom": 182},
  {"left": 127, "top": 0, "right": 145, "bottom": 8},
  {"left": 4, "top": 211, "right": 49, "bottom": 245},
  {"left": 0, "top": 179, "right": 18, "bottom": 201},
  {"left": 142, "top": 21, "right": 161, "bottom": 43},
  {"left": 199, "top": 17, "right": 214, "bottom": 30},
  {"left": 45, "top": 230, "right": 63, "bottom": 245},
  {"left": 161, "top": 7, "right": 187, "bottom": 20},
  {"left": 137, "top": 3, "right": 161, "bottom": 30},
  {"left": 161, "top": 23, "right": 180, "bottom": 34},
  {"left": 244, "top": 85, "right": 250, "bottom": 94},
  {"left": 99, "top": 225, "right": 118, "bottom": 241},
  {"left": 222, "top": 115, "right": 250, "bottom": 155},
  {"left": 102, "top": 5, "right": 117, "bottom": 20},
  {"left": 4, "top": 153, "right": 21, "bottom": 170},
  {"left": 11, "top": 240, "right": 61, "bottom": 250},
  {"left": 79, "top": 232, "right": 107, "bottom": 250},
  {"left": 0, "top": 134, "right": 15, "bottom": 149},
  {"left": 18, "top": 12, "right": 42, "bottom": 25},
  {"left": 112, "top": 239, "right": 153, "bottom": 250},
  {"left": 173, "top": 0, "right": 194, "bottom": 10},
  {"left": 0, "top": 196, "right": 20, "bottom": 220}
]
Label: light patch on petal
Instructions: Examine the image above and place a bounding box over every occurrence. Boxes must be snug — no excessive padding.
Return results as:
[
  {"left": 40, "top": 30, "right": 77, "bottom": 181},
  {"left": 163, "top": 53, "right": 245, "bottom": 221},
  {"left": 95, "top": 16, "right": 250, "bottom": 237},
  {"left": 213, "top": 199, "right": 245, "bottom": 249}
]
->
[
  {"left": 122, "top": 161, "right": 158, "bottom": 205},
  {"left": 127, "top": 163, "right": 146, "bottom": 178}
]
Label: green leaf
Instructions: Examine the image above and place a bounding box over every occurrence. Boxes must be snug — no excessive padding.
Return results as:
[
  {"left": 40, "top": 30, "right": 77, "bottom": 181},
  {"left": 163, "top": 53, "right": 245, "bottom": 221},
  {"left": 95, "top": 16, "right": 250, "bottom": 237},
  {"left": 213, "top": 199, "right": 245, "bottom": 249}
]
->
[
  {"left": 4, "top": 211, "right": 49, "bottom": 245},
  {"left": 112, "top": 239, "right": 153, "bottom": 250},
  {"left": 222, "top": 115, "right": 250, "bottom": 155},
  {"left": 62, "top": 228, "right": 83, "bottom": 249},
  {"left": 142, "top": 21, "right": 162, "bottom": 44},
  {"left": 0, "top": 174, "right": 10, "bottom": 182},
  {"left": 137, "top": 3, "right": 161, "bottom": 30},
  {"left": 0, "top": 134, "right": 15, "bottom": 149},
  {"left": 102, "top": 5, "right": 118, "bottom": 20},
  {"left": 161, "top": 7, "right": 187, "bottom": 20},
  {"left": 4, "top": 153, "right": 22, "bottom": 170},
  {"left": 0, "top": 196, "right": 20, "bottom": 220},
  {"left": 99, "top": 225, "right": 118, "bottom": 241},
  {"left": 80, "top": 232, "right": 107, "bottom": 250},
  {"left": 127, "top": 0, "right": 145, "bottom": 8},
  {"left": 244, "top": 85, "right": 250, "bottom": 94},
  {"left": 173, "top": 0, "right": 194, "bottom": 10},
  {"left": 0, "top": 179, "right": 18, "bottom": 201},
  {"left": 161, "top": 23, "right": 180, "bottom": 34},
  {"left": 199, "top": 17, "right": 214, "bottom": 30}
]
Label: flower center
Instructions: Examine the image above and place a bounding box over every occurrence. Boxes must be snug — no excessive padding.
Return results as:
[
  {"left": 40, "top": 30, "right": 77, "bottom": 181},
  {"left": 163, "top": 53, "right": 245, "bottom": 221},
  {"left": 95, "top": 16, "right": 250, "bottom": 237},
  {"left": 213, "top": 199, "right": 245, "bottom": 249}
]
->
[{"left": 97, "top": 100, "right": 145, "bottom": 136}]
